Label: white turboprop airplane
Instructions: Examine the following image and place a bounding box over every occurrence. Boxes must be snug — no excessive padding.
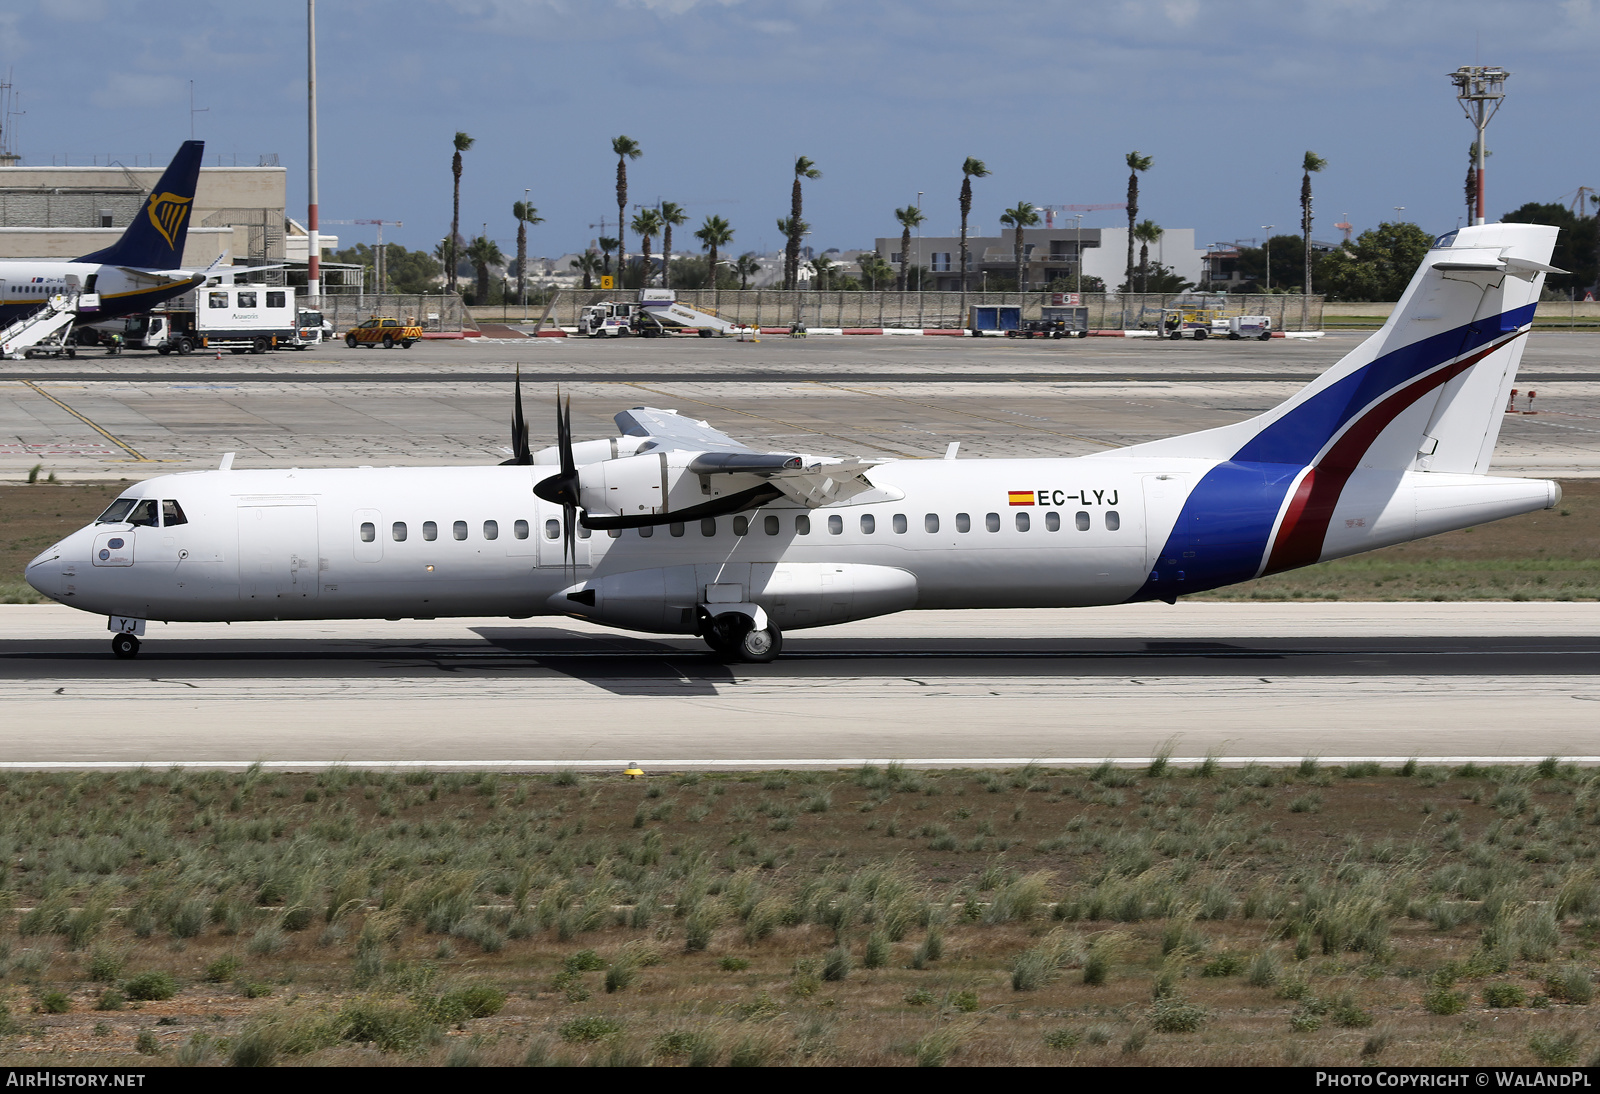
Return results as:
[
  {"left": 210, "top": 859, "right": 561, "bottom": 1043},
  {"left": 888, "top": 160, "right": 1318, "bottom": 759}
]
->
[
  {"left": 0, "top": 141, "right": 209, "bottom": 337},
  {"left": 27, "top": 222, "right": 1564, "bottom": 661}
]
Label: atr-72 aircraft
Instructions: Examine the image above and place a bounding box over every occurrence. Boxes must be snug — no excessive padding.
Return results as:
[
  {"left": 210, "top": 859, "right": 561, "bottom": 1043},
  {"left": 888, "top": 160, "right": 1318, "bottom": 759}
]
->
[
  {"left": 0, "top": 141, "right": 207, "bottom": 331},
  {"left": 27, "top": 222, "right": 1563, "bottom": 661}
]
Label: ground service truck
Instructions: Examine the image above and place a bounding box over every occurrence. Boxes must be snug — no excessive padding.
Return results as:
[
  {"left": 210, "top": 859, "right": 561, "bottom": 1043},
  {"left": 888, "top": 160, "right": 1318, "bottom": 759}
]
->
[{"left": 125, "top": 285, "right": 297, "bottom": 355}]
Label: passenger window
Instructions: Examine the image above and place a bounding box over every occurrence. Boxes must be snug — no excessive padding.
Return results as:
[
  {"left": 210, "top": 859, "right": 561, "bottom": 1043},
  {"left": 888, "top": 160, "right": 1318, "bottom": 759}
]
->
[
  {"left": 128, "top": 499, "right": 159, "bottom": 527},
  {"left": 208, "top": 291, "right": 228, "bottom": 308},
  {"left": 1045, "top": 511, "right": 1060, "bottom": 532},
  {"left": 392, "top": 521, "right": 407, "bottom": 542},
  {"left": 483, "top": 520, "right": 498, "bottom": 540},
  {"left": 161, "top": 500, "right": 187, "bottom": 527},
  {"left": 1105, "top": 510, "right": 1120, "bottom": 531},
  {"left": 701, "top": 518, "right": 716, "bottom": 537},
  {"left": 764, "top": 515, "right": 780, "bottom": 535},
  {"left": 1075, "top": 511, "right": 1090, "bottom": 531},
  {"left": 892, "top": 514, "right": 907, "bottom": 534},
  {"left": 639, "top": 525, "right": 653, "bottom": 538},
  {"left": 423, "top": 521, "right": 438, "bottom": 541},
  {"left": 670, "top": 522, "right": 685, "bottom": 538},
  {"left": 544, "top": 519, "right": 559, "bottom": 540},
  {"left": 237, "top": 291, "right": 257, "bottom": 308},
  {"left": 360, "top": 522, "right": 375, "bottom": 543},
  {"left": 985, "top": 512, "right": 1000, "bottom": 533},
  {"left": 828, "top": 514, "right": 843, "bottom": 535},
  {"left": 860, "top": 514, "right": 875, "bottom": 534},
  {"left": 796, "top": 515, "right": 811, "bottom": 535},
  {"left": 1016, "top": 512, "right": 1030, "bottom": 532},
  {"left": 453, "top": 520, "right": 468, "bottom": 541},
  {"left": 925, "top": 514, "right": 939, "bottom": 533},
  {"left": 514, "top": 519, "right": 528, "bottom": 540},
  {"left": 733, "top": 516, "right": 748, "bottom": 536},
  {"left": 956, "top": 512, "right": 971, "bottom": 533},
  {"left": 266, "top": 291, "right": 285, "bottom": 308}
]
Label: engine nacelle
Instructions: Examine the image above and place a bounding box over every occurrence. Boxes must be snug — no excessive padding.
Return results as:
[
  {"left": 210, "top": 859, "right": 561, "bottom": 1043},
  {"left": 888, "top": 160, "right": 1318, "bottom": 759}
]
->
[
  {"left": 576, "top": 451, "right": 786, "bottom": 527},
  {"left": 551, "top": 562, "right": 919, "bottom": 634}
]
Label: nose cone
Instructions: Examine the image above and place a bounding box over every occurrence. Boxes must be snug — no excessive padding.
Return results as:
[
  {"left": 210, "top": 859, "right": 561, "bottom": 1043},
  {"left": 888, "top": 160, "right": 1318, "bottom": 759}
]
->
[{"left": 25, "top": 526, "right": 91, "bottom": 604}]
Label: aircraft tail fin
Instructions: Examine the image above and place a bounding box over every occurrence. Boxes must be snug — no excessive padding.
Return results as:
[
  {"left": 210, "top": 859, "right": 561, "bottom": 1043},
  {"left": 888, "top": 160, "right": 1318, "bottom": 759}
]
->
[
  {"left": 77, "top": 141, "right": 204, "bottom": 269},
  {"left": 1118, "top": 221, "right": 1558, "bottom": 475}
]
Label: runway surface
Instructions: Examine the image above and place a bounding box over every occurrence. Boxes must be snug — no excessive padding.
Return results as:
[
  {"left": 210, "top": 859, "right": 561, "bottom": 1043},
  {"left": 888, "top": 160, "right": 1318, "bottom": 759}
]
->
[
  {"left": 5, "top": 332, "right": 1600, "bottom": 477},
  {"left": 3, "top": 603, "right": 1597, "bottom": 768}
]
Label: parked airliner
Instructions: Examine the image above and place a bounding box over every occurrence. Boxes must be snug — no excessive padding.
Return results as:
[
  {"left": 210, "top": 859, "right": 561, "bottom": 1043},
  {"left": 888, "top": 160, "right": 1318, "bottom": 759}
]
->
[
  {"left": 0, "top": 141, "right": 208, "bottom": 332},
  {"left": 26, "top": 223, "right": 1562, "bottom": 661}
]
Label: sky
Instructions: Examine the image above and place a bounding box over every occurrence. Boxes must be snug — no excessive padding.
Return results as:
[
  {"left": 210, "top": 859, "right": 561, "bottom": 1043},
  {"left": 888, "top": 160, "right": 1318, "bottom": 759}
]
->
[{"left": 3, "top": 0, "right": 1598, "bottom": 260}]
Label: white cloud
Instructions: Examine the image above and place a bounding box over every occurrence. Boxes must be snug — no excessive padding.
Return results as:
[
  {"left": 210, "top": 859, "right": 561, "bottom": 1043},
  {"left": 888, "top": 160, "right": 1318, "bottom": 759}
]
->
[{"left": 89, "top": 72, "right": 184, "bottom": 110}]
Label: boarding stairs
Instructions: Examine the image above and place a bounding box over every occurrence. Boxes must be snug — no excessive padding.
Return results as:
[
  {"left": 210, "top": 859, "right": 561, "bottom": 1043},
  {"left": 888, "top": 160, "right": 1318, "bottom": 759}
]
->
[
  {"left": 638, "top": 293, "right": 747, "bottom": 336},
  {"left": 2, "top": 293, "right": 81, "bottom": 359}
]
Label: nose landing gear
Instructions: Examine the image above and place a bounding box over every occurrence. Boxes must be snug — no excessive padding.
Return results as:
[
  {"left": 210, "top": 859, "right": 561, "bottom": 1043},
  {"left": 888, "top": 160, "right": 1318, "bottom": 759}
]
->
[{"left": 111, "top": 632, "right": 141, "bottom": 659}]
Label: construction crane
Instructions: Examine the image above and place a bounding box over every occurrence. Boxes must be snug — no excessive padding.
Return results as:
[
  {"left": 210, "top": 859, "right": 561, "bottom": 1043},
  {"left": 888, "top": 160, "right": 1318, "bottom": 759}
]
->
[
  {"left": 1562, "top": 187, "right": 1596, "bottom": 217},
  {"left": 324, "top": 219, "right": 403, "bottom": 292},
  {"left": 1333, "top": 214, "right": 1354, "bottom": 244},
  {"left": 1038, "top": 203, "right": 1127, "bottom": 228}
]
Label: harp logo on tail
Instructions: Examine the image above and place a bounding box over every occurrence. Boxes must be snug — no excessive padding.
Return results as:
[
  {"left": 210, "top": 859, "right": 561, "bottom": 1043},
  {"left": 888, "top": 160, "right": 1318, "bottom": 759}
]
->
[{"left": 145, "top": 191, "right": 192, "bottom": 249}]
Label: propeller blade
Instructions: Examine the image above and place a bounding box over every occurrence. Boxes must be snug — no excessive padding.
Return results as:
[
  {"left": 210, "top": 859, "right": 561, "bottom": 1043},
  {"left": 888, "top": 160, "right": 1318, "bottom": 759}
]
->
[
  {"left": 499, "top": 365, "right": 533, "bottom": 465},
  {"left": 530, "top": 387, "right": 583, "bottom": 570}
]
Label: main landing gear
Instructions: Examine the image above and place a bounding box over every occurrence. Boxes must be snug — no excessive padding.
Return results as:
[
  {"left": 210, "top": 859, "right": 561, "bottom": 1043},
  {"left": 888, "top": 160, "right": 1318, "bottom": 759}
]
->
[
  {"left": 111, "top": 632, "right": 141, "bottom": 659},
  {"left": 701, "top": 611, "right": 783, "bottom": 664}
]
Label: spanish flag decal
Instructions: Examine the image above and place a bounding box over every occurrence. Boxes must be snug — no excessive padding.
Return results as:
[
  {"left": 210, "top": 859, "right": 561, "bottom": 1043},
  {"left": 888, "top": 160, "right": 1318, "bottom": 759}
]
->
[{"left": 1008, "top": 490, "right": 1034, "bottom": 506}]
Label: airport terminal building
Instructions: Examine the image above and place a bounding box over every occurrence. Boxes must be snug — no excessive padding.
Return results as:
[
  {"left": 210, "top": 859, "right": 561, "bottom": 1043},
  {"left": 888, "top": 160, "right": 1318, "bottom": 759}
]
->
[{"left": 872, "top": 224, "right": 1206, "bottom": 291}]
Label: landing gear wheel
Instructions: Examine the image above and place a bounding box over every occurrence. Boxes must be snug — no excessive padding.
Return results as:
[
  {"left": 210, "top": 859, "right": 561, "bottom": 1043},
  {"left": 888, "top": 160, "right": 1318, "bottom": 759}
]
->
[
  {"left": 111, "top": 633, "right": 140, "bottom": 659},
  {"left": 737, "top": 624, "right": 782, "bottom": 663}
]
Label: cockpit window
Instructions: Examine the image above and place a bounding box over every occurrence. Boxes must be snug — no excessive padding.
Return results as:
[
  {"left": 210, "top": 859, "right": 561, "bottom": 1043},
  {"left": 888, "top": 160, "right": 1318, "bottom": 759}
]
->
[
  {"left": 161, "top": 500, "right": 187, "bottom": 527},
  {"left": 96, "top": 498, "right": 138, "bottom": 524},
  {"left": 127, "top": 499, "right": 159, "bottom": 527}
]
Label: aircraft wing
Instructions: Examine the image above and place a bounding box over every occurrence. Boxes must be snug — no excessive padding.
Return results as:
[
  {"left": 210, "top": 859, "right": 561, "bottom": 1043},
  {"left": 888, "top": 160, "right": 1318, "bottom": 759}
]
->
[
  {"left": 115, "top": 266, "right": 206, "bottom": 283},
  {"left": 615, "top": 407, "right": 752, "bottom": 453}
]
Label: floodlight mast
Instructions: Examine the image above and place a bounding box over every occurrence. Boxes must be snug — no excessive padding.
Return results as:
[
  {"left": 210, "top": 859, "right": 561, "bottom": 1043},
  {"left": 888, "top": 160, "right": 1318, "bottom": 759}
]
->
[{"left": 1450, "top": 65, "right": 1508, "bottom": 227}]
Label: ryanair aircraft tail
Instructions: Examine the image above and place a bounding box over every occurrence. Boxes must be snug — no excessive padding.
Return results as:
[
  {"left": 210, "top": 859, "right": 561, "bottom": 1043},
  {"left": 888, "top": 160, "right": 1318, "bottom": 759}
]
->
[
  {"left": 1119, "top": 222, "right": 1561, "bottom": 600},
  {"left": 76, "top": 140, "right": 204, "bottom": 270}
]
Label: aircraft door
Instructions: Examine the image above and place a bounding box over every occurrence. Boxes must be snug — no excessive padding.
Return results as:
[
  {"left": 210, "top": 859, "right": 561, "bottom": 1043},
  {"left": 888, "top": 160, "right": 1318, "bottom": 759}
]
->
[
  {"left": 1142, "top": 474, "right": 1190, "bottom": 572},
  {"left": 237, "top": 502, "right": 320, "bottom": 601}
]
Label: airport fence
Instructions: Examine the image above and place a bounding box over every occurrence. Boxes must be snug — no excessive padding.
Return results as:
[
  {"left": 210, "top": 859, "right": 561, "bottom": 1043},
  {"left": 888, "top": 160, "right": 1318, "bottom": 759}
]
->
[
  {"left": 497, "top": 290, "right": 1325, "bottom": 332},
  {"left": 316, "top": 294, "right": 472, "bottom": 333}
]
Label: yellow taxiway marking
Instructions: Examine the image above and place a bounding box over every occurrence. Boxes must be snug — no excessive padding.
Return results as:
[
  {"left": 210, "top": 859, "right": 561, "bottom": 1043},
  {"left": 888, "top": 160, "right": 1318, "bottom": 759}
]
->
[{"left": 17, "top": 380, "right": 151, "bottom": 461}]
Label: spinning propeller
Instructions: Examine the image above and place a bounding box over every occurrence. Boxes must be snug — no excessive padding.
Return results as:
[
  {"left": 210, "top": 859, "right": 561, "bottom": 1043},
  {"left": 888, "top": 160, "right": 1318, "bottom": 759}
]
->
[
  {"left": 531, "top": 389, "right": 582, "bottom": 566},
  {"left": 498, "top": 365, "right": 532, "bottom": 465}
]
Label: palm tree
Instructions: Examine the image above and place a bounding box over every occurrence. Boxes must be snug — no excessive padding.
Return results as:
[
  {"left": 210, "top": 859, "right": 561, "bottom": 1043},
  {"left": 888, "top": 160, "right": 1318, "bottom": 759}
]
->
[
  {"left": 786, "top": 157, "right": 822, "bottom": 289},
  {"left": 612, "top": 136, "right": 641, "bottom": 283},
  {"left": 1300, "top": 151, "right": 1327, "bottom": 295},
  {"left": 812, "top": 253, "right": 838, "bottom": 291},
  {"left": 1124, "top": 151, "right": 1153, "bottom": 294},
  {"left": 631, "top": 207, "right": 663, "bottom": 287},
  {"left": 776, "top": 216, "right": 808, "bottom": 285},
  {"left": 449, "top": 132, "right": 475, "bottom": 294},
  {"left": 958, "top": 156, "right": 990, "bottom": 314},
  {"left": 656, "top": 202, "right": 688, "bottom": 289},
  {"left": 734, "top": 253, "right": 760, "bottom": 290},
  {"left": 1000, "top": 201, "right": 1039, "bottom": 292},
  {"left": 597, "top": 236, "right": 619, "bottom": 276},
  {"left": 894, "top": 205, "right": 926, "bottom": 291},
  {"left": 694, "top": 215, "right": 734, "bottom": 290},
  {"left": 570, "top": 251, "right": 601, "bottom": 290},
  {"left": 465, "top": 234, "right": 503, "bottom": 304},
  {"left": 1133, "top": 219, "right": 1163, "bottom": 293},
  {"left": 858, "top": 251, "right": 893, "bottom": 291},
  {"left": 512, "top": 200, "right": 544, "bottom": 306}
]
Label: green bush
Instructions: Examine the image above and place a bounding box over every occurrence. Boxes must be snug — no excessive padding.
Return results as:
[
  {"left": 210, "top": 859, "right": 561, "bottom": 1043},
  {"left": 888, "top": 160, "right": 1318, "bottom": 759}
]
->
[
  {"left": 1201, "top": 952, "right": 1243, "bottom": 977},
  {"left": 1529, "top": 1031, "right": 1581, "bottom": 1066},
  {"left": 1043, "top": 1027, "right": 1081, "bottom": 1049},
  {"left": 822, "top": 946, "right": 853, "bottom": 982},
  {"left": 86, "top": 948, "right": 125, "bottom": 983},
  {"left": 949, "top": 989, "right": 980, "bottom": 1013},
  {"left": 123, "top": 971, "right": 177, "bottom": 1001},
  {"left": 1332, "top": 995, "right": 1375, "bottom": 1028},
  {"left": 718, "top": 956, "right": 749, "bottom": 971},
  {"left": 95, "top": 990, "right": 124, "bottom": 1012},
  {"left": 559, "top": 1016, "right": 623, "bottom": 1043},
  {"left": 863, "top": 932, "right": 890, "bottom": 969},
  {"left": 1423, "top": 987, "right": 1467, "bottom": 1015},
  {"left": 36, "top": 991, "right": 71, "bottom": 1014},
  {"left": 1483, "top": 982, "right": 1527, "bottom": 1008},
  {"left": 134, "top": 1030, "right": 159, "bottom": 1056},
  {"left": 204, "top": 955, "right": 241, "bottom": 983},
  {"left": 1547, "top": 966, "right": 1594, "bottom": 1004},
  {"left": 904, "top": 988, "right": 935, "bottom": 1006},
  {"left": 1150, "top": 996, "right": 1208, "bottom": 1032},
  {"left": 1290, "top": 1013, "right": 1321, "bottom": 1032}
]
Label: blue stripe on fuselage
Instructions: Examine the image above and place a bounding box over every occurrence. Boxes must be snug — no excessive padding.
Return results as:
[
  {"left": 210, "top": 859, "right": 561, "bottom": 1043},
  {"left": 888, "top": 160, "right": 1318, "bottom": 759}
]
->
[
  {"left": 1128, "top": 304, "right": 1536, "bottom": 602},
  {"left": 1130, "top": 461, "right": 1302, "bottom": 601}
]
